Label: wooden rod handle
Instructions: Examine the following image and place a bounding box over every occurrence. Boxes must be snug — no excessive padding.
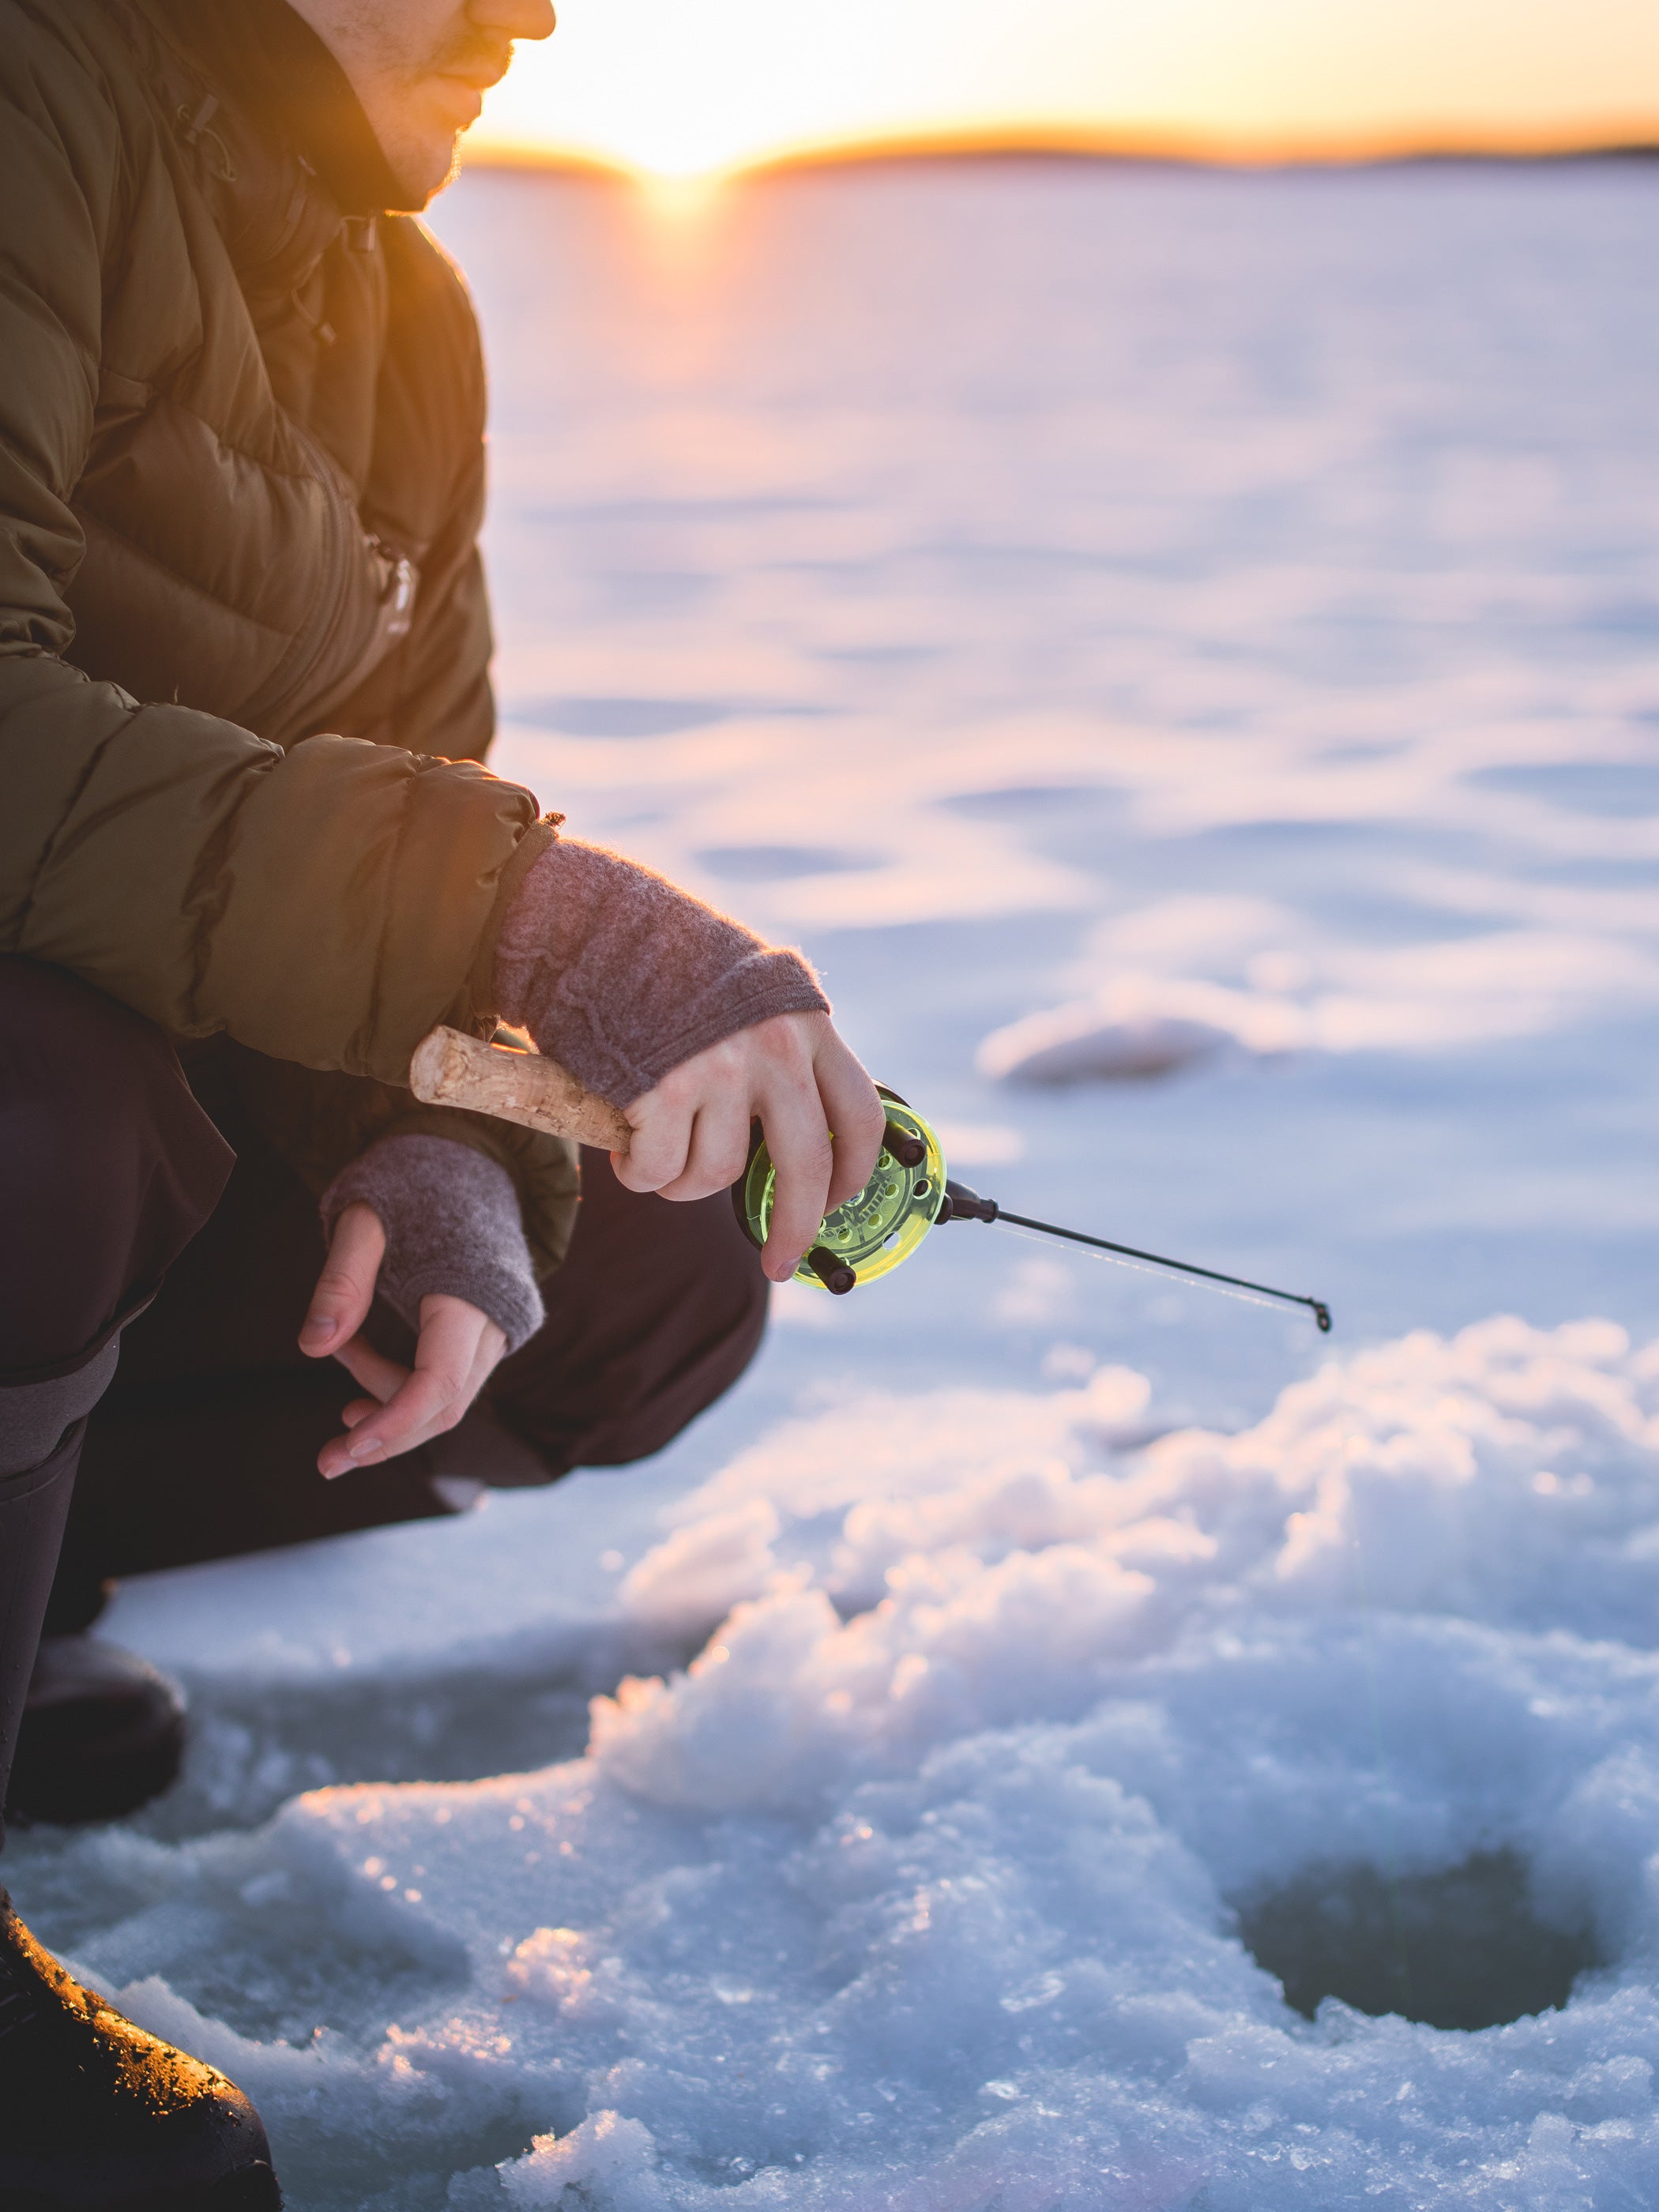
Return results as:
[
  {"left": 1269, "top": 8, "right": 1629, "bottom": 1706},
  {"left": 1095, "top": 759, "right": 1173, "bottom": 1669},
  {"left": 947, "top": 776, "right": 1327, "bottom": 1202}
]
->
[{"left": 409, "top": 1025, "right": 632, "bottom": 1153}]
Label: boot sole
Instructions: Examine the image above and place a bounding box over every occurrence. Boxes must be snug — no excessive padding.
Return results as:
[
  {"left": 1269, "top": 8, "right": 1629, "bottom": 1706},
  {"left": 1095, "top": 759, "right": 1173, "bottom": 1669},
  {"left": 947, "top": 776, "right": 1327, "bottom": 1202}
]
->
[
  {"left": 197, "top": 2167, "right": 284, "bottom": 2211},
  {"left": 144, "top": 2165, "right": 284, "bottom": 2212},
  {"left": 0, "top": 2162, "right": 281, "bottom": 2211}
]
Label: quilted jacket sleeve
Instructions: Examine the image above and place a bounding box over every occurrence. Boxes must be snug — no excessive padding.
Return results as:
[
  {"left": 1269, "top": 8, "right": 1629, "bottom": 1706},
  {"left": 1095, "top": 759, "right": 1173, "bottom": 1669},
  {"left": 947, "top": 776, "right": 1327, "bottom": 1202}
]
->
[{"left": 0, "top": 9, "right": 552, "bottom": 1086}]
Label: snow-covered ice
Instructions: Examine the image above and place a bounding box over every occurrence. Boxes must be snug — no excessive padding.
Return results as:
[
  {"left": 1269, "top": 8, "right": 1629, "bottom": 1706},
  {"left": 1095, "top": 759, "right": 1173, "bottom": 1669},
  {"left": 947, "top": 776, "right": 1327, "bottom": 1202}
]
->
[
  {"left": 35, "top": 1320, "right": 1659, "bottom": 2209},
  {"left": 11, "top": 157, "right": 1659, "bottom": 2206}
]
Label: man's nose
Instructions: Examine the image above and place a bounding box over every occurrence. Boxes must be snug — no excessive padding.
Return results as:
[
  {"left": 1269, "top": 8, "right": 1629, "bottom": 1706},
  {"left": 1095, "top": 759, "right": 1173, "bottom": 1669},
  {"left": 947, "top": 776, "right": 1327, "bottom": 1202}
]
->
[{"left": 472, "top": 0, "right": 557, "bottom": 39}]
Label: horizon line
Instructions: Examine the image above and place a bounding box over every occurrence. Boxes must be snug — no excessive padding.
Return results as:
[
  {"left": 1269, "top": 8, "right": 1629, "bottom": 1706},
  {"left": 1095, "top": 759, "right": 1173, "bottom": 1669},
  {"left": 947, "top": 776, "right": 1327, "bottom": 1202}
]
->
[{"left": 465, "top": 118, "right": 1659, "bottom": 187}]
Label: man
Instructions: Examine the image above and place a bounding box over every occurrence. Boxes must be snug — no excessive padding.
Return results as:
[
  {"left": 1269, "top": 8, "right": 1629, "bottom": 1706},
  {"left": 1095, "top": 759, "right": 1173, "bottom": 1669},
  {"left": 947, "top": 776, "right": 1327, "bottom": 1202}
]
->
[{"left": 0, "top": 0, "right": 886, "bottom": 2198}]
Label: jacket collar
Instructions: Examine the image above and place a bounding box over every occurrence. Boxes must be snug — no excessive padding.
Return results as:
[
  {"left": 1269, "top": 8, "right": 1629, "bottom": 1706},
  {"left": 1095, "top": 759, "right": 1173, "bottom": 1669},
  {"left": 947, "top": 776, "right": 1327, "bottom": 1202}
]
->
[{"left": 146, "top": 0, "right": 403, "bottom": 217}]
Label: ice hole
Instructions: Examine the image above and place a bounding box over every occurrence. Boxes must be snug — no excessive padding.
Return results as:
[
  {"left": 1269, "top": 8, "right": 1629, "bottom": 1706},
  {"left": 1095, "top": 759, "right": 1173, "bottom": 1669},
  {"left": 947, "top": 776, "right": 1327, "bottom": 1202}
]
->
[{"left": 1235, "top": 1850, "right": 1602, "bottom": 2032}]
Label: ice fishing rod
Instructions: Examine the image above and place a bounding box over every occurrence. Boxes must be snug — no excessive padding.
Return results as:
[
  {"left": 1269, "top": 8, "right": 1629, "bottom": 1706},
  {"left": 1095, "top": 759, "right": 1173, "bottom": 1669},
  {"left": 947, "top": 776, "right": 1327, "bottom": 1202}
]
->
[{"left": 411, "top": 1026, "right": 1332, "bottom": 1333}]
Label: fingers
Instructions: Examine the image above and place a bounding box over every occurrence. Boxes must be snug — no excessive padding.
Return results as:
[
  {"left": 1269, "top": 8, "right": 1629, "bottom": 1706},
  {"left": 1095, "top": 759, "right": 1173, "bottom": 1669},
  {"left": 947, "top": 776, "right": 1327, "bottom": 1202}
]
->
[
  {"left": 751, "top": 1014, "right": 880, "bottom": 1278},
  {"left": 616, "top": 1041, "right": 756, "bottom": 1202},
  {"left": 331, "top": 1330, "right": 408, "bottom": 1405},
  {"left": 610, "top": 1014, "right": 886, "bottom": 1284},
  {"left": 300, "top": 1204, "right": 386, "bottom": 1360},
  {"left": 814, "top": 1028, "right": 886, "bottom": 1213},
  {"left": 623, "top": 1031, "right": 828, "bottom": 1277},
  {"left": 612, "top": 1046, "right": 713, "bottom": 1196},
  {"left": 613, "top": 1093, "right": 694, "bottom": 1195},
  {"left": 755, "top": 1069, "right": 836, "bottom": 1281},
  {"left": 336, "top": 1299, "right": 487, "bottom": 1465},
  {"left": 317, "top": 1296, "right": 508, "bottom": 1479},
  {"left": 318, "top": 1344, "right": 407, "bottom": 1477},
  {"left": 655, "top": 1098, "right": 754, "bottom": 1204},
  {"left": 458, "top": 1327, "right": 506, "bottom": 1413}
]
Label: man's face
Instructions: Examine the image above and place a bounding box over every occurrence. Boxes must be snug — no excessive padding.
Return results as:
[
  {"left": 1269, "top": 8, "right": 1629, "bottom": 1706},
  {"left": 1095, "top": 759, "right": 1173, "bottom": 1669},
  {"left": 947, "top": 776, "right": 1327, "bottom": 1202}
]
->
[{"left": 291, "top": 0, "right": 556, "bottom": 209}]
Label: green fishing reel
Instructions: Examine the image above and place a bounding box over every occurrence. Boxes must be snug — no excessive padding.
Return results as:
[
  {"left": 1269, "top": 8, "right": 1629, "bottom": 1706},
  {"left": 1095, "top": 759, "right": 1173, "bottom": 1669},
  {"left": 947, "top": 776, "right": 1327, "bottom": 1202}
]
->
[{"left": 733, "top": 1086, "right": 948, "bottom": 1294}]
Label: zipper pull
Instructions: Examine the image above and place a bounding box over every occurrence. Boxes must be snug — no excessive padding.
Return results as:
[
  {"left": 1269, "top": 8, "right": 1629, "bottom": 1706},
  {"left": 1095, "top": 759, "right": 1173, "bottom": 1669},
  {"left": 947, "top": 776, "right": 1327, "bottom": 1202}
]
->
[{"left": 375, "top": 546, "right": 416, "bottom": 640}]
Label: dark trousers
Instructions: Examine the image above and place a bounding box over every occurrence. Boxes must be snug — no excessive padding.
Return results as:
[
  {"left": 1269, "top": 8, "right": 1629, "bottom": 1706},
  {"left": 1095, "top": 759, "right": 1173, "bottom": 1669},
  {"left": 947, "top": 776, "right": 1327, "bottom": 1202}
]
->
[{"left": 0, "top": 959, "right": 769, "bottom": 1632}]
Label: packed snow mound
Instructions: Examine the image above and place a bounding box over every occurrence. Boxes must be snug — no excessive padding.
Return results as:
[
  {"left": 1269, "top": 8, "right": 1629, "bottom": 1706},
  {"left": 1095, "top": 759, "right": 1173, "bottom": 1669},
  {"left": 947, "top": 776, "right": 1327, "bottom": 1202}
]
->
[
  {"left": 42, "top": 1318, "right": 1659, "bottom": 2206},
  {"left": 976, "top": 975, "right": 1304, "bottom": 1084},
  {"left": 980, "top": 894, "right": 1659, "bottom": 1084}
]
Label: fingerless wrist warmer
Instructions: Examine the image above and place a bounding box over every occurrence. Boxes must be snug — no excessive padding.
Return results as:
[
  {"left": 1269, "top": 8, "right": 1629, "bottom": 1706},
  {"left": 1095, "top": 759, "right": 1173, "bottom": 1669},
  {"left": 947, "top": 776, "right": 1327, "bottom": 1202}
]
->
[
  {"left": 492, "top": 837, "right": 830, "bottom": 1108},
  {"left": 320, "top": 1134, "right": 545, "bottom": 1354}
]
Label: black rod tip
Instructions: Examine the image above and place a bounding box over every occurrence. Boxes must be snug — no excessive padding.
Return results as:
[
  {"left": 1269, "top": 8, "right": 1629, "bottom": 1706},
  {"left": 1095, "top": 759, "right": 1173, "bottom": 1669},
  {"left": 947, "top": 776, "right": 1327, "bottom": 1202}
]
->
[{"left": 807, "top": 1246, "right": 857, "bottom": 1296}]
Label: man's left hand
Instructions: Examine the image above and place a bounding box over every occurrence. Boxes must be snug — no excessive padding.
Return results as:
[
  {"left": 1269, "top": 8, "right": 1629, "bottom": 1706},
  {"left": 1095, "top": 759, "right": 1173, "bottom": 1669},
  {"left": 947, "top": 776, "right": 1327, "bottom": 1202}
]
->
[{"left": 299, "top": 1202, "right": 507, "bottom": 1479}]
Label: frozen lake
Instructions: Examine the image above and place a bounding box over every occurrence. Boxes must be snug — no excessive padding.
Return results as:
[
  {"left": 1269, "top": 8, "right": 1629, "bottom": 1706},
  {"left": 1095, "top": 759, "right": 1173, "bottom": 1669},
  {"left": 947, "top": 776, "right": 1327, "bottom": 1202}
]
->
[
  {"left": 460, "top": 151, "right": 1659, "bottom": 1424},
  {"left": 14, "top": 156, "right": 1659, "bottom": 2207}
]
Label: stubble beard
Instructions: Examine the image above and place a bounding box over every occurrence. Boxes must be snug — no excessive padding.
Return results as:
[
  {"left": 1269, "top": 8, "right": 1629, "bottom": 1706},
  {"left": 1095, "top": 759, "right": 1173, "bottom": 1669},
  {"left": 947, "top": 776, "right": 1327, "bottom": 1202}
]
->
[{"left": 327, "top": 4, "right": 515, "bottom": 209}]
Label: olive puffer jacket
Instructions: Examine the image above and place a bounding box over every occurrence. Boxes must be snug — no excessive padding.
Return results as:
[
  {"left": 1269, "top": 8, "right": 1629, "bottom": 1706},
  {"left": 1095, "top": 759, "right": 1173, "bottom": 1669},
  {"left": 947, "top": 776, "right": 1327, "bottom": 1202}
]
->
[{"left": 0, "top": 0, "right": 578, "bottom": 1272}]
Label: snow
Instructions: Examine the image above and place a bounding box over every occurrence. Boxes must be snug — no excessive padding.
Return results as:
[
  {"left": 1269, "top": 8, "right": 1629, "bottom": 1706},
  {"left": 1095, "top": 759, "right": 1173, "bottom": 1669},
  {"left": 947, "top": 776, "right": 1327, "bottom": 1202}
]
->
[
  {"left": 979, "top": 905, "right": 1659, "bottom": 1085},
  {"left": 34, "top": 1322, "right": 1659, "bottom": 2209},
  {"left": 12, "top": 156, "right": 1659, "bottom": 2207},
  {"left": 977, "top": 975, "right": 1303, "bottom": 1085}
]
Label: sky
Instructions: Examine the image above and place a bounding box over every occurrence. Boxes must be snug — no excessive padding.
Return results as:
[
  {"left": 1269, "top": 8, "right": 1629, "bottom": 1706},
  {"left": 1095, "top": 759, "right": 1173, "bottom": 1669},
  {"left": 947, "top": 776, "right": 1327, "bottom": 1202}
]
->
[{"left": 471, "top": 0, "right": 1659, "bottom": 180}]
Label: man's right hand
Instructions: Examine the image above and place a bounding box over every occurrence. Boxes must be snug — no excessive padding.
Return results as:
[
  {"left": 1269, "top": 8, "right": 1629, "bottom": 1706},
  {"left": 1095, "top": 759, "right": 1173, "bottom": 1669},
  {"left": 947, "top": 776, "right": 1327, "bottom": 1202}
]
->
[{"left": 613, "top": 1011, "right": 886, "bottom": 1284}]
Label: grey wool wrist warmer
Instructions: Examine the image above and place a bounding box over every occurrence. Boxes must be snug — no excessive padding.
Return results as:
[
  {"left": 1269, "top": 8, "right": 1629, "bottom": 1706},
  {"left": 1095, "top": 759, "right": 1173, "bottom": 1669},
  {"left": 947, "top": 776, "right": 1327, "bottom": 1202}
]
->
[
  {"left": 320, "top": 1135, "right": 545, "bottom": 1354},
  {"left": 492, "top": 837, "right": 831, "bottom": 1108}
]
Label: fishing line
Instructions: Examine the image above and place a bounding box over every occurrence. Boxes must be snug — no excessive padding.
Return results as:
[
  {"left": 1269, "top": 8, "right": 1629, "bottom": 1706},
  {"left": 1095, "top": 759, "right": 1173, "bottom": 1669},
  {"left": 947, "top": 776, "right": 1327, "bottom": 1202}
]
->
[
  {"left": 971, "top": 1202, "right": 1331, "bottom": 1331},
  {"left": 993, "top": 1217, "right": 1302, "bottom": 1321}
]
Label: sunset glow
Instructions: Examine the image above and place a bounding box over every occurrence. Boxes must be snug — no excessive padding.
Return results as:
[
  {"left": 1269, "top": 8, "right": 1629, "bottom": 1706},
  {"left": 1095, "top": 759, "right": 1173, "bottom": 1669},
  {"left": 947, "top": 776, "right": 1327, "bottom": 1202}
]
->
[{"left": 471, "top": 0, "right": 1659, "bottom": 181}]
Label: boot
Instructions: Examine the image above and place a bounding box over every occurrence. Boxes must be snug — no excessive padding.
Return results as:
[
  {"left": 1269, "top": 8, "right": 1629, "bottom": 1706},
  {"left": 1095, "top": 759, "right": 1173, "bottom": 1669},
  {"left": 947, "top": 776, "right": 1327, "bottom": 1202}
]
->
[
  {"left": 7, "top": 1637, "right": 188, "bottom": 1826},
  {"left": 0, "top": 1424, "right": 282, "bottom": 2207},
  {"left": 0, "top": 1889, "right": 282, "bottom": 2210}
]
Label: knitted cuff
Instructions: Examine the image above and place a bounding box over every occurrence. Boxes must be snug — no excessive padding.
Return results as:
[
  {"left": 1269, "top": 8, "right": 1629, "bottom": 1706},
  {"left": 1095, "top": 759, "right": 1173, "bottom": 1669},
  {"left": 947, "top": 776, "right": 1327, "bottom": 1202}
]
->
[
  {"left": 320, "top": 1134, "right": 545, "bottom": 1355},
  {"left": 491, "top": 837, "right": 831, "bottom": 1108}
]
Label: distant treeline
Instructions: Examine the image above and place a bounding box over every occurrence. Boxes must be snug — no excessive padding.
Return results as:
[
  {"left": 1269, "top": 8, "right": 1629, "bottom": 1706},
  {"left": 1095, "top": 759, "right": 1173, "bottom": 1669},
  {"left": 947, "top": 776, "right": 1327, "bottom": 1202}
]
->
[{"left": 467, "top": 134, "right": 1659, "bottom": 187}]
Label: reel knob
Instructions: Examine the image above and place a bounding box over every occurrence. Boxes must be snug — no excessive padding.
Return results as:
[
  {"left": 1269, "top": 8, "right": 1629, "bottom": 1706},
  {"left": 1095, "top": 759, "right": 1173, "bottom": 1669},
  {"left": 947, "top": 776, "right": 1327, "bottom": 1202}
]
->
[
  {"left": 882, "top": 1120, "right": 927, "bottom": 1169},
  {"left": 805, "top": 1247, "right": 858, "bottom": 1296}
]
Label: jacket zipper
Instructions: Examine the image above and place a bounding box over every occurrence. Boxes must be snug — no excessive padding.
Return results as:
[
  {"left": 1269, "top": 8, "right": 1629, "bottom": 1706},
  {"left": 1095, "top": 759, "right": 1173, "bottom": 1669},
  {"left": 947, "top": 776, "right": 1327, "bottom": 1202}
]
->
[{"left": 241, "top": 418, "right": 354, "bottom": 741}]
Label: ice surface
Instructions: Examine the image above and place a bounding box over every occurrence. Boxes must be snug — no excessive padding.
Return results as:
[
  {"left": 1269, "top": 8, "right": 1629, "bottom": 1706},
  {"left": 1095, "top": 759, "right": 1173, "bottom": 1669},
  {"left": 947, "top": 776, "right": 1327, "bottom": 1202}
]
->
[
  {"left": 449, "top": 152, "right": 1659, "bottom": 1370},
  {"left": 12, "top": 157, "right": 1659, "bottom": 2206}
]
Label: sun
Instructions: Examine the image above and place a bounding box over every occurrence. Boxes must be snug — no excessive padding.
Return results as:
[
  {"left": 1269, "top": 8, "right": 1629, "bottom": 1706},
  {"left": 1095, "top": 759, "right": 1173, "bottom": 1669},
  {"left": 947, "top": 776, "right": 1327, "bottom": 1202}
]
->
[{"left": 469, "top": 0, "right": 852, "bottom": 183}]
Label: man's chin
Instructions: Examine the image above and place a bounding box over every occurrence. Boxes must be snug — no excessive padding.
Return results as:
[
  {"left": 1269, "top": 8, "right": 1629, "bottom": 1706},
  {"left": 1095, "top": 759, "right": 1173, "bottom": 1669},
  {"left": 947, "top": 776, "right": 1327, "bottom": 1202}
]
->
[{"left": 382, "top": 129, "right": 465, "bottom": 213}]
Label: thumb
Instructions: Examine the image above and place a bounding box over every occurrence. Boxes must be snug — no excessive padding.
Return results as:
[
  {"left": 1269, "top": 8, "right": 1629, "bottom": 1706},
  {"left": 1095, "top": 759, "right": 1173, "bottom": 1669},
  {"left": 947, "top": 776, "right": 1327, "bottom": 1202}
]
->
[{"left": 300, "top": 1202, "right": 386, "bottom": 1356}]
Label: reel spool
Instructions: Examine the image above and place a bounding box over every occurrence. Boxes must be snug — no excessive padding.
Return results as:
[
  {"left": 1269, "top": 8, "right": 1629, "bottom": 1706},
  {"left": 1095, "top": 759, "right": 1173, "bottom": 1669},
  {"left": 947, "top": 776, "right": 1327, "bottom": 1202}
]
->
[{"left": 733, "top": 1086, "right": 947, "bottom": 1295}]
